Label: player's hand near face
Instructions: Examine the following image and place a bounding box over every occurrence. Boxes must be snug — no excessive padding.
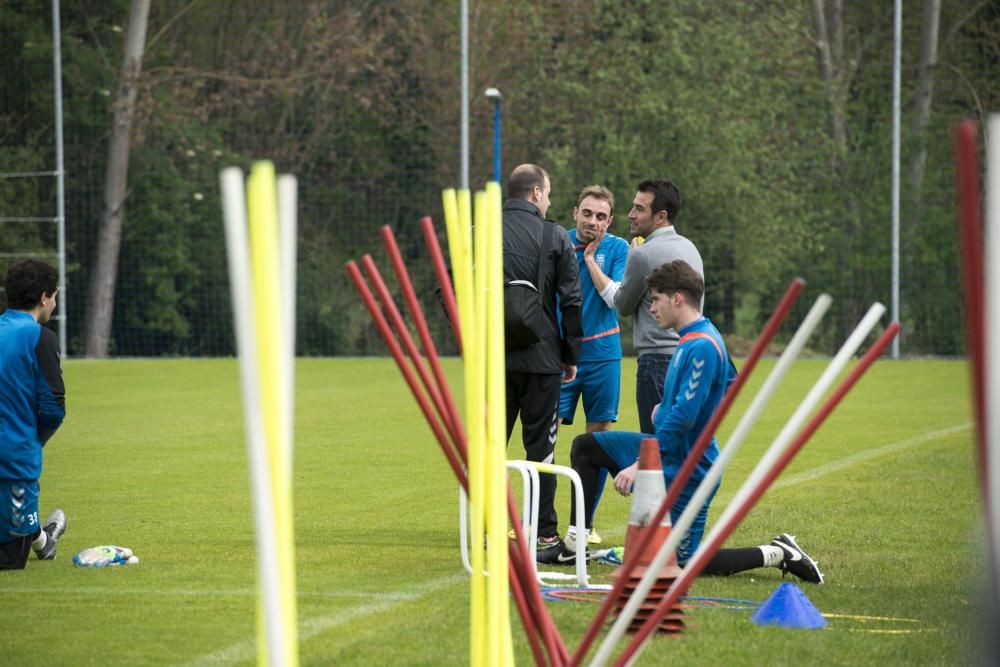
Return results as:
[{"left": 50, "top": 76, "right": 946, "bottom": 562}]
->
[
  {"left": 614, "top": 463, "right": 638, "bottom": 496},
  {"left": 584, "top": 229, "right": 605, "bottom": 261}
]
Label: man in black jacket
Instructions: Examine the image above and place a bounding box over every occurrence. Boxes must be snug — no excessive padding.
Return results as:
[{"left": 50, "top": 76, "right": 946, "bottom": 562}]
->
[{"left": 502, "top": 164, "right": 583, "bottom": 560}]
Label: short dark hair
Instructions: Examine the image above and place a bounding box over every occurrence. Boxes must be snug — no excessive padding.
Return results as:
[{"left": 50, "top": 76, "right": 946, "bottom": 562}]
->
[
  {"left": 637, "top": 179, "right": 682, "bottom": 223},
  {"left": 4, "top": 260, "right": 58, "bottom": 310},
  {"left": 646, "top": 260, "right": 703, "bottom": 309},
  {"left": 507, "top": 164, "right": 548, "bottom": 200}
]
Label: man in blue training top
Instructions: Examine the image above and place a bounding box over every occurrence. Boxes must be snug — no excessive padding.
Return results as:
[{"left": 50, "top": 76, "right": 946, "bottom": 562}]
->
[
  {"left": 558, "top": 185, "right": 629, "bottom": 546},
  {"left": 0, "top": 260, "right": 67, "bottom": 569},
  {"left": 540, "top": 260, "right": 823, "bottom": 584}
]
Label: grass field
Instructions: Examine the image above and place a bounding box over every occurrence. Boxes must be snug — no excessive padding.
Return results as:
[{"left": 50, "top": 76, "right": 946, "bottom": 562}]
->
[{"left": 1, "top": 356, "right": 986, "bottom": 666}]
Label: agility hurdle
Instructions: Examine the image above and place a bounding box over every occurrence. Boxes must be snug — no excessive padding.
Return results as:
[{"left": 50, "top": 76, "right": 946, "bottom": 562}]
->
[{"left": 459, "top": 461, "right": 593, "bottom": 588}]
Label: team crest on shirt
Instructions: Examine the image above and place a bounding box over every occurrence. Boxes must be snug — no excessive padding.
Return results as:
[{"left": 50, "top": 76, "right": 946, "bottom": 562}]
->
[{"left": 596, "top": 253, "right": 606, "bottom": 270}]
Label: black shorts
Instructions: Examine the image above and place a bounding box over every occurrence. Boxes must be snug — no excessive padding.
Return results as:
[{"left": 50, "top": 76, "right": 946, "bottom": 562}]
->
[{"left": 0, "top": 535, "right": 34, "bottom": 570}]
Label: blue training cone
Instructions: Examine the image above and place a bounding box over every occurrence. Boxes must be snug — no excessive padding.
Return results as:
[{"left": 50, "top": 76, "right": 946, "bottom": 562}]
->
[{"left": 752, "top": 582, "right": 828, "bottom": 629}]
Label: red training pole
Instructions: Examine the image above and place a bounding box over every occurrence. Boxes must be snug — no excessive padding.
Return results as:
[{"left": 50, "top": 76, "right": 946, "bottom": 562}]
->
[
  {"left": 381, "top": 226, "right": 468, "bottom": 461},
  {"left": 954, "top": 121, "right": 988, "bottom": 491},
  {"left": 380, "top": 231, "right": 565, "bottom": 662},
  {"left": 421, "top": 216, "right": 463, "bottom": 354},
  {"left": 615, "top": 323, "right": 901, "bottom": 666},
  {"left": 569, "top": 277, "right": 805, "bottom": 667},
  {"left": 507, "top": 494, "right": 569, "bottom": 666},
  {"left": 351, "top": 254, "right": 566, "bottom": 666},
  {"left": 953, "top": 119, "right": 998, "bottom": 607},
  {"left": 508, "top": 558, "right": 548, "bottom": 667},
  {"left": 346, "top": 261, "right": 468, "bottom": 489},
  {"left": 360, "top": 255, "right": 461, "bottom": 450}
]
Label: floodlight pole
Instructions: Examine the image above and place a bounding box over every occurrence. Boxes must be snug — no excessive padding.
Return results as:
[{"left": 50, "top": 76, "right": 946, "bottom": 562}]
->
[
  {"left": 460, "top": 0, "right": 469, "bottom": 189},
  {"left": 891, "top": 0, "right": 901, "bottom": 359},
  {"left": 52, "top": 0, "right": 67, "bottom": 357},
  {"left": 485, "top": 88, "right": 502, "bottom": 183}
]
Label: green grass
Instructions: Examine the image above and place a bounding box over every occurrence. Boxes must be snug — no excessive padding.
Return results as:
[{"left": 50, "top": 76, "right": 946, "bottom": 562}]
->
[{"left": 1, "top": 357, "right": 985, "bottom": 665}]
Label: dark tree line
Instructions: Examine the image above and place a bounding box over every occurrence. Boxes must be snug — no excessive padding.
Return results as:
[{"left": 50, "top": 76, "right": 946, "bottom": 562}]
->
[{"left": 1, "top": 0, "right": 996, "bottom": 356}]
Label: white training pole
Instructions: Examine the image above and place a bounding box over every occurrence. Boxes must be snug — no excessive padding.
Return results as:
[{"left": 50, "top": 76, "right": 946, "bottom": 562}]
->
[
  {"left": 623, "top": 302, "right": 887, "bottom": 667},
  {"left": 220, "top": 168, "right": 285, "bottom": 667},
  {"left": 589, "top": 294, "right": 832, "bottom": 667},
  {"left": 277, "top": 175, "right": 297, "bottom": 478},
  {"left": 986, "top": 113, "right": 1000, "bottom": 595},
  {"left": 459, "top": 487, "right": 472, "bottom": 574}
]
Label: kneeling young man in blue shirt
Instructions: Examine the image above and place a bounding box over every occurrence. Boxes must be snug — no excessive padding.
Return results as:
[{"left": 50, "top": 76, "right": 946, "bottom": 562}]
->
[{"left": 540, "top": 260, "right": 823, "bottom": 584}]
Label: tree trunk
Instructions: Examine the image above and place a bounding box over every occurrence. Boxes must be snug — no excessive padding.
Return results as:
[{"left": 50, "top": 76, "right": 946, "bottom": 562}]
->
[
  {"left": 810, "top": 0, "right": 848, "bottom": 174},
  {"left": 907, "top": 0, "right": 942, "bottom": 218},
  {"left": 83, "top": 0, "right": 151, "bottom": 357}
]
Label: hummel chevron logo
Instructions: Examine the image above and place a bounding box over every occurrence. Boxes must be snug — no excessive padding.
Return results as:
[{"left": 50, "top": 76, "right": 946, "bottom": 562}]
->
[
  {"left": 692, "top": 358, "right": 705, "bottom": 369},
  {"left": 688, "top": 378, "right": 699, "bottom": 390},
  {"left": 685, "top": 390, "right": 696, "bottom": 400},
  {"left": 691, "top": 369, "right": 702, "bottom": 379},
  {"left": 11, "top": 485, "right": 25, "bottom": 500},
  {"left": 12, "top": 496, "right": 25, "bottom": 510}
]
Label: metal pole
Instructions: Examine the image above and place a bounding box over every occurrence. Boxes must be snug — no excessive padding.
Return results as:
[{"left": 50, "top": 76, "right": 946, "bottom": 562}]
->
[
  {"left": 493, "top": 102, "right": 501, "bottom": 183},
  {"left": 891, "top": 0, "right": 901, "bottom": 359},
  {"left": 52, "top": 0, "right": 67, "bottom": 358},
  {"left": 460, "top": 0, "right": 469, "bottom": 189},
  {"left": 485, "top": 88, "right": 502, "bottom": 183}
]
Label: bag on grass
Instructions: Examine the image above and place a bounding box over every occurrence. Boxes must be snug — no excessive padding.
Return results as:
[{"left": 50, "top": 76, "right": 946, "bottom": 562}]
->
[{"left": 504, "top": 222, "right": 553, "bottom": 351}]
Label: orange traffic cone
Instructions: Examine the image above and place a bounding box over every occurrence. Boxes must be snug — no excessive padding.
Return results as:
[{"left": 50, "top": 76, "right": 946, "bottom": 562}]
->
[{"left": 611, "top": 437, "right": 686, "bottom": 634}]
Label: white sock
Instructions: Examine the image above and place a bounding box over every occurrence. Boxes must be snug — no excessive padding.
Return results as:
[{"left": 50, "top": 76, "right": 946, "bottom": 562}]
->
[
  {"left": 32, "top": 531, "right": 47, "bottom": 553},
  {"left": 760, "top": 545, "right": 784, "bottom": 568},
  {"left": 565, "top": 527, "right": 589, "bottom": 553}
]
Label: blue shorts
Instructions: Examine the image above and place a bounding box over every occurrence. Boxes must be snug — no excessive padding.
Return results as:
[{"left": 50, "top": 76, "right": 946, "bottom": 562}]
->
[
  {"left": 592, "top": 431, "right": 719, "bottom": 564},
  {"left": 1, "top": 479, "right": 40, "bottom": 539},
  {"left": 559, "top": 359, "right": 621, "bottom": 426}
]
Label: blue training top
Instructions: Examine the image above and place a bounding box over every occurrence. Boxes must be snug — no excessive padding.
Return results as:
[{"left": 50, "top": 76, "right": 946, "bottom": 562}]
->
[
  {"left": 0, "top": 310, "right": 65, "bottom": 480},
  {"left": 653, "top": 316, "right": 735, "bottom": 485},
  {"left": 567, "top": 228, "right": 629, "bottom": 363}
]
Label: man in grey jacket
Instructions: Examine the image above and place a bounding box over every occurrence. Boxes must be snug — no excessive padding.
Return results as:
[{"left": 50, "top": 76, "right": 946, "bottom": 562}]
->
[
  {"left": 502, "top": 164, "right": 583, "bottom": 557},
  {"left": 612, "top": 180, "right": 703, "bottom": 434}
]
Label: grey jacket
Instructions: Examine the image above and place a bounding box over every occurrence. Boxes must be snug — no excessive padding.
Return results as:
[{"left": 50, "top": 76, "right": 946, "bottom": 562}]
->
[
  {"left": 502, "top": 199, "right": 583, "bottom": 374},
  {"left": 614, "top": 225, "right": 703, "bottom": 356}
]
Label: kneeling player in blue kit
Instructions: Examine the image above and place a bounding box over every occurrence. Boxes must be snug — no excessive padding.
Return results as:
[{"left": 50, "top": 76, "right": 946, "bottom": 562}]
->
[{"left": 541, "top": 260, "right": 823, "bottom": 584}]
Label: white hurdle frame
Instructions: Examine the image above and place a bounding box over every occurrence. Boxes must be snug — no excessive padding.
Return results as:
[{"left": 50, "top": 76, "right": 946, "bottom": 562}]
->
[
  {"left": 459, "top": 461, "right": 539, "bottom": 577},
  {"left": 459, "top": 461, "right": 590, "bottom": 587}
]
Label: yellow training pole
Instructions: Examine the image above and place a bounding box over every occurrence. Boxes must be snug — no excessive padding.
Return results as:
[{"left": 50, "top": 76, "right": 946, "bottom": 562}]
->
[
  {"left": 485, "top": 181, "right": 514, "bottom": 665},
  {"left": 444, "top": 189, "right": 486, "bottom": 667},
  {"left": 479, "top": 184, "right": 511, "bottom": 666},
  {"left": 472, "top": 189, "right": 501, "bottom": 664},
  {"left": 247, "top": 161, "right": 299, "bottom": 667}
]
